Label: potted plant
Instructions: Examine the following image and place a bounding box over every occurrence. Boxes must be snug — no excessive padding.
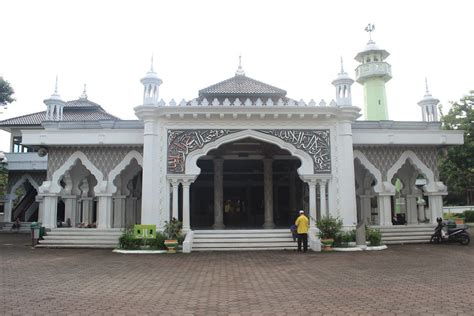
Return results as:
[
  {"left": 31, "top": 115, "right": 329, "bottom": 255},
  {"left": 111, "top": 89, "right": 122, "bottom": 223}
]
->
[
  {"left": 316, "top": 216, "right": 343, "bottom": 251},
  {"left": 335, "top": 230, "right": 356, "bottom": 248},
  {"left": 163, "top": 217, "right": 182, "bottom": 253},
  {"left": 366, "top": 227, "right": 382, "bottom": 246}
]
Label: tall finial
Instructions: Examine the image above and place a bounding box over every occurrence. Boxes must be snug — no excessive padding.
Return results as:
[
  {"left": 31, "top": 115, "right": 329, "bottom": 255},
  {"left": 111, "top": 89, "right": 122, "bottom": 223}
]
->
[
  {"left": 54, "top": 75, "right": 59, "bottom": 94},
  {"left": 150, "top": 54, "right": 154, "bottom": 72},
  {"left": 80, "top": 84, "right": 88, "bottom": 99},
  {"left": 340, "top": 57, "right": 344, "bottom": 73},
  {"left": 365, "top": 23, "right": 375, "bottom": 41},
  {"left": 235, "top": 54, "right": 245, "bottom": 76},
  {"left": 425, "top": 77, "right": 430, "bottom": 95}
]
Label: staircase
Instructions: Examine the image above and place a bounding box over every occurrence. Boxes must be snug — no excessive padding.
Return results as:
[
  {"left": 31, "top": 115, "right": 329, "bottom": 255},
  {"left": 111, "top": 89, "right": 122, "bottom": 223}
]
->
[
  {"left": 375, "top": 224, "right": 436, "bottom": 244},
  {"left": 36, "top": 228, "right": 122, "bottom": 248},
  {"left": 192, "top": 229, "right": 297, "bottom": 251}
]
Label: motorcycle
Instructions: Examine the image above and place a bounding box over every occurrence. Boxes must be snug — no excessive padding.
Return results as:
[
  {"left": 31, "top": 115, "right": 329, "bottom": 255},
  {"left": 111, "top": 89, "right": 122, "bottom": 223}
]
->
[{"left": 430, "top": 217, "right": 470, "bottom": 245}]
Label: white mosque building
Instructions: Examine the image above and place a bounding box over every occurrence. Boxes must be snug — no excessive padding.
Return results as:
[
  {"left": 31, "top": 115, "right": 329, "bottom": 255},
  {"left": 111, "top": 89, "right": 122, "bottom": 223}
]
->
[{"left": 0, "top": 34, "right": 464, "bottom": 250}]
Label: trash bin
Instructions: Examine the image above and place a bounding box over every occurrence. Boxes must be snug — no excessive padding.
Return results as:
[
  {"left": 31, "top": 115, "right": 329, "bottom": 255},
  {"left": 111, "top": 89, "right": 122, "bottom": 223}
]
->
[{"left": 30, "top": 222, "right": 40, "bottom": 247}]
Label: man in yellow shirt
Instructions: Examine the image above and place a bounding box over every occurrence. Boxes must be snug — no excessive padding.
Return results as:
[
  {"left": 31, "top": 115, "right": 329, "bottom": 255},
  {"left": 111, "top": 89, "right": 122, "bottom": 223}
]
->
[{"left": 295, "top": 210, "right": 309, "bottom": 252}]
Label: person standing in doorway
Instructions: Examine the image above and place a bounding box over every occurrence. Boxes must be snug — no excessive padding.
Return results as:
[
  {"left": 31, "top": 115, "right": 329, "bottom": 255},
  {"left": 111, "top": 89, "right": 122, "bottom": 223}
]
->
[{"left": 295, "top": 210, "right": 309, "bottom": 252}]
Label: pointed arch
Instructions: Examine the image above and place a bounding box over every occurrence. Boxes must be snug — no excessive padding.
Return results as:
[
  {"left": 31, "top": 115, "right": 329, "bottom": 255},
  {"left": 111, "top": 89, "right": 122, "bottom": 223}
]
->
[
  {"left": 50, "top": 151, "right": 104, "bottom": 194},
  {"left": 107, "top": 150, "right": 143, "bottom": 194},
  {"left": 386, "top": 150, "right": 435, "bottom": 187},
  {"left": 9, "top": 174, "right": 40, "bottom": 196},
  {"left": 353, "top": 150, "right": 383, "bottom": 193},
  {"left": 185, "top": 130, "right": 314, "bottom": 175}
]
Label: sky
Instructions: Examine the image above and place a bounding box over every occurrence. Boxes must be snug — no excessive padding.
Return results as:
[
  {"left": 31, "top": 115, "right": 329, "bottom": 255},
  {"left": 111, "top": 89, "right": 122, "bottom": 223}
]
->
[{"left": 0, "top": 0, "right": 473, "bottom": 151}]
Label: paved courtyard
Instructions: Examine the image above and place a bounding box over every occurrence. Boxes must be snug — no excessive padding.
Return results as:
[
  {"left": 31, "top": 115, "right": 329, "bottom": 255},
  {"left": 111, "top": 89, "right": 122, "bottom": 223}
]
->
[{"left": 1, "top": 234, "right": 474, "bottom": 315}]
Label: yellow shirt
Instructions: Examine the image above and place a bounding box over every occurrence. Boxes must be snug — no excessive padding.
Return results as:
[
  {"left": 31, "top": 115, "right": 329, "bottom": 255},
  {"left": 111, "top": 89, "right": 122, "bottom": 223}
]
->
[{"left": 295, "top": 214, "right": 309, "bottom": 234}]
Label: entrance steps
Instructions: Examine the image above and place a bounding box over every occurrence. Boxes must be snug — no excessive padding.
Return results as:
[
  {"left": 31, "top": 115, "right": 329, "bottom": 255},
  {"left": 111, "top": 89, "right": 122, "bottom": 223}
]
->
[
  {"left": 374, "top": 224, "right": 436, "bottom": 244},
  {"left": 192, "top": 229, "right": 297, "bottom": 251},
  {"left": 0, "top": 222, "right": 32, "bottom": 234},
  {"left": 36, "top": 228, "right": 122, "bottom": 248}
]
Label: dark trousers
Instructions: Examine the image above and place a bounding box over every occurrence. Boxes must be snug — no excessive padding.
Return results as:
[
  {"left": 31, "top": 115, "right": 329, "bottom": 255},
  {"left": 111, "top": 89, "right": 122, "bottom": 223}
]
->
[{"left": 297, "top": 233, "right": 308, "bottom": 252}]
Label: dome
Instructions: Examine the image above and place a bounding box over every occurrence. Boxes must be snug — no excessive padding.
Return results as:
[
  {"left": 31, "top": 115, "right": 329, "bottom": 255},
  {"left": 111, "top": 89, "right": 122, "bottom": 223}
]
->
[{"left": 355, "top": 40, "right": 390, "bottom": 62}]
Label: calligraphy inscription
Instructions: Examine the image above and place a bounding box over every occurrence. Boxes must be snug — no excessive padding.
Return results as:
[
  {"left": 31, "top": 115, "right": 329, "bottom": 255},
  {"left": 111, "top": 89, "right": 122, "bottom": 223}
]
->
[
  {"left": 257, "top": 129, "right": 331, "bottom": 173},
  {"left": 167, "top": 129, "right": 331, "bottom": 173}
]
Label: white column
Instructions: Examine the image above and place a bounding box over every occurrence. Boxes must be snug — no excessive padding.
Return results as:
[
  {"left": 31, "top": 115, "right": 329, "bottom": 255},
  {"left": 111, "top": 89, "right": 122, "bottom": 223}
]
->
[
  {"left": 141, "top": 119, "right": 159, "bottom": 225},
  {"left": 3, "top": 194, "right": 14, "bottom": 222},
  {"left": 113, "top": 195, "right": 126, "bottom": 228},
  {"left": 97, "top": 194, "right": 113, "bottom": 229},
  {"left": 359, "top": 195, "right": 372, "bottom": 224},
  {"left": 428, "top": 194, "right": 444, "bottom": 224},
  {"left": 319, "top": 179, "right": 328, "bottom": 218},
  {"left": 263, "top": 159, "right": 275, "bottom": 229},
  {"left": 36, "top": 195, "right": 44, "bottom": 225},
  {"left": 213, "top": 159, "right": 225, "bottom": 229},
  {"left": 62, "top": 195, "right": 77, "bottom": 226},
  {"left": 337, "top": 121, "right": 357, "bottom": 226},
  {"left": 81, "top": 197, "right": 93, "bottom": 224},
  {"left": 42, "top": 194, "right": 58, "bottom": 229},
  {"left": 171, "top": 181, "right": 179, "bottom": 221},
  {"left": 308, "top": 181, "right": 317, "bottom": 230},
  {"left": 182, "top": 182, "right": 191, "bottom": 231},
  {"left": 377, "top": 194, "right": 393, "bottom": 226},
  {"left": 406, "top": 194, "right": 418, "bottom": 224}
]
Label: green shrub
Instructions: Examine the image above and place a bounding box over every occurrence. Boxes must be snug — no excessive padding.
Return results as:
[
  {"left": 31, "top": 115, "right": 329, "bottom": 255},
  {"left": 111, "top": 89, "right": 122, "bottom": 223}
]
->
[
  {"left": 119, "top": 230, "right": 142, "bottom": 250},
  {"left": 366, "top": 227, "right": 382, "bottom": 246},
  {"left": 334, "top": 230, "right": 356, "bottom": 246},
  {"left": 464, "top": 211, "right": 474, "bottom": 223},
  {"left": 147, "top": 231, "right": 167, "bottom": 250},
  {"left": 164, "top": 217, "right": 183, "bottom": 240},
  {"left": 316, "top": 216, "right": 343, "bottom": 239}
]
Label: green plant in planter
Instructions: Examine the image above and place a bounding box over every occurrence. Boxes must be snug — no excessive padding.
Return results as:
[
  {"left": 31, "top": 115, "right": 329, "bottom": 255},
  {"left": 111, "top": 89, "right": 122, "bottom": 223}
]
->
[
  {"left": 163, "top": 217, "right": 183, "bottom": 240},
  {"left": 366, "top": 227, "right": 382, "bottom": 246},
  {"left": 316, "top": 216, "right": 343, "bottom": 240},
  {"left": 119, "top": 229, "right": 142, "bottom": 250},
  {"left": 335, "top": 230, "right": 356, "bottom": 247}
]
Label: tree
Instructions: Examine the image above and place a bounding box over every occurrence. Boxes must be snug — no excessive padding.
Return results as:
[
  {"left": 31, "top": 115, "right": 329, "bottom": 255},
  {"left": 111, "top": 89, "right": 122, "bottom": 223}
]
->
[
  {"left": 0, "top": 77, "right": 15, "bottom": 106},
  {"left": 439, "top": 91, "right": 474, "bottom": 205}
]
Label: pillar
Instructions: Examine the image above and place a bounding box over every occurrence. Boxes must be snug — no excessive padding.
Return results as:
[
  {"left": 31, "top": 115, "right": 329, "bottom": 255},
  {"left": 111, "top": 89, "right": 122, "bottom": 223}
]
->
[
  {"left": 308, "top": 181, "right": 317, "bottom": 231},
  {"left": 319, "top": 179, "right": 328, "bottom": 218},
  {"left": 406, "top": 194, "right": 418, "bottom": 224},
  {"left": 36, "top": 195, "right": 44, "bottom": 225},
  {"left": 81, "top": 197, "right": 93, "bottom": 224},
  {"left": 213, "top": 158, "right": 225, "bottom": 229},
  {"left": 141, "top": 120, "right": 159, "bottom": 225},
  {"left": 62, "top": 195, "right": 77, "bottom": 226},
  {"left": 359, "top": 195, "right": 372, "bottom": 224},
  {"left": 126, "top": 197, "right": 137, "bottom": 226},
  {"left": 263, "top": 159, "right": 275, "bottom": 229},
  {"left": 377, "top": 194, "right": 393, "bottom": 226},
  {"left": 428, "top": 194, "right": 444, "bottom": 224},
  {"left": 42, "top": 194, "right": 59, "bottom": 229},
  {"left": 171, "top": 181, "right": 179, "bottom": 221},
  {"left": 113, "top": 195, "right": 126, "bottom": 228},
  {"left": 3, "top": 193, "right": 14, "bottom": 222},
  {"left": 97, "top": 194, "right": 113, "bottom": 229},
  {"left": 182, "top": 182, "right": 191, "bottom": 231}
]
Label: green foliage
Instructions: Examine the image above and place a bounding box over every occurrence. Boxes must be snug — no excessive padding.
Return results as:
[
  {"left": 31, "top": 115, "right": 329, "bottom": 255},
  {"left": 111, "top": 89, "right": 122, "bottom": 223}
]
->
[
  {"left": 0, "top": 77, "right": 15, "bottom": 106},
  {"left": 366, "top": 227, "right": 382, "bottom": 246},
  {"left": 147, "top": 231, "right": 167, "bottom": 250},
  {"left": 439, "top": 91, "right": 474, "bottom": 205},
  {"left": 163, "top": 217, "right": 183, "bottom": 240},
  {"left": 118, "top": 229, "right": 142, "bottom": 250},
  {"left": 464, "top": 210, "right": 474, "bottom": 223},
  {"left": 316, "top": 215, "right": 343, "bottom": 239},
  {"left": 334, "top": 230, "right": 356, "bottom": 246}
]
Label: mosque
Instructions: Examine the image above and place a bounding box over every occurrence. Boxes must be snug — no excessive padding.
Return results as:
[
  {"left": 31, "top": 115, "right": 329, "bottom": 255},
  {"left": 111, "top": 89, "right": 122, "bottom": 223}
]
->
[{"left": 0, "top": 31, "right": 464, "bottom": 249}]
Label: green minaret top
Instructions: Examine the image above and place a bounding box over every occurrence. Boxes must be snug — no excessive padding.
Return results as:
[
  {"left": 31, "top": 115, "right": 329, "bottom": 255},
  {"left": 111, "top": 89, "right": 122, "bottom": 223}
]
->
[{"left": 355, "top": 24, "right": 392, "bottom": 120}]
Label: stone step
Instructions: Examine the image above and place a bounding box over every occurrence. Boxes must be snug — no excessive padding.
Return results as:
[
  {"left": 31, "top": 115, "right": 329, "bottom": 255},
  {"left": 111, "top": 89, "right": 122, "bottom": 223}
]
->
[
  {"left": 39, "top": 239, "right": 118, "bottom": 245},
  {"left": 382, "top": 231, "right": 433, "bottom": 237},
  {"left": 383, "top": 239, "right": 429, "bottom": 245},
  {"left": 194, "top": 233, "right": 292, "bottom": 239},
  {"left": 193, "top": 247, "right": 297, "bottom": 251},
  {"left": 193, "top": 242, "right": 297, "bottom": 248},
  {"left": 195, "top": 229, "right": 290, "bottom": 233},
  {"left": 194, "top": 237, "right": 294, "bottom": 243},
  {"left": 47, "top": 231, "right": 122, "bottom": 237},
  {"left": 45, "top": 235, "right": 120, "bottom": 240},
  {"left": 35, "top": 244, "right": 116, "bottom": 249}
]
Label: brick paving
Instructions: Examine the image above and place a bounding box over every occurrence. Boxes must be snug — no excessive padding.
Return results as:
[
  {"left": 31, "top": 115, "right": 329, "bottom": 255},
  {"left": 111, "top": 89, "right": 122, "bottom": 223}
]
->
[{"left": 1, "top": 233, "right": 474, "bottom": 315}]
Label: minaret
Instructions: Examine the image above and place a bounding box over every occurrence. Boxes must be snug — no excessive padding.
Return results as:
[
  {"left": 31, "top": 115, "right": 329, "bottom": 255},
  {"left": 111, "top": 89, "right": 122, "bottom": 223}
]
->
[
  {"left": 355, "top": 24, "right": 392, "bottom": 120},
  {"left": 331, "top": 57, "right": 354, "bottom": 106},
  {"left": 140, "top": 55, "right": 163, "bottom": 105},
  {"left": 417, "top": 78, "right": 439, "bottom": 122},
  {"left": 44, "top": 76, "right": 65, "bottom": 121}
]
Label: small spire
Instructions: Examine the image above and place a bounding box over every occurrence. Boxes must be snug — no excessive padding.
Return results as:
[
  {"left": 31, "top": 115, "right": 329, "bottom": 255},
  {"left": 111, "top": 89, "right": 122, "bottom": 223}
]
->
[
  {"left": 340, "top": 57, "right": 345, "bottom": 73},
  {"left": 425, "top": 77, "right": 430, "bottom": 95},
  {"left": 80, "top": 84, "right": 88, "bottom": 99},
  {"left": 54, "top": 75, "right": 59, "bottom": 94},
  {"left": 150, "top": 54, "right": 154, "bottom": 72},
  {"left": 235, "top": 54, "right": 245, "bottom": 76}
]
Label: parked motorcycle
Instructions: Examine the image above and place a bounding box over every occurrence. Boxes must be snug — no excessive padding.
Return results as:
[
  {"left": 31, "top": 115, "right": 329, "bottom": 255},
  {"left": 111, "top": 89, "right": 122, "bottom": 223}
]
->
[{"left": 430, "top": 217, "right": 470, "bottom": 245}]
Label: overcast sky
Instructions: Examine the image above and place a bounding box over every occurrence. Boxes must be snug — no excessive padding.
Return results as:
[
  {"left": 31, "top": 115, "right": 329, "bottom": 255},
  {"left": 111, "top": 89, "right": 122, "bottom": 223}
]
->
[{"left": 0, "top": 0, "right": 473, "bottom": 151}]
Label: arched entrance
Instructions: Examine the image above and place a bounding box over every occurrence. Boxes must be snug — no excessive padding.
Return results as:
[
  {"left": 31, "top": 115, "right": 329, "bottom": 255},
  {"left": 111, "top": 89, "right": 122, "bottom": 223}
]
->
[{"left": 190, "top": 138, "right": 305, "bottom": 229}]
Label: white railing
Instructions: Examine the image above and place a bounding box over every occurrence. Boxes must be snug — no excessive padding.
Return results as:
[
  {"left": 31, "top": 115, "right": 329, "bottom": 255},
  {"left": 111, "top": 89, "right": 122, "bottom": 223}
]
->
[
  {"left": 355, "top": 62, "right": 392, "bottom": 81},
  {"left": 153, "top": 97, "right": 339, "bottom": 108}
]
